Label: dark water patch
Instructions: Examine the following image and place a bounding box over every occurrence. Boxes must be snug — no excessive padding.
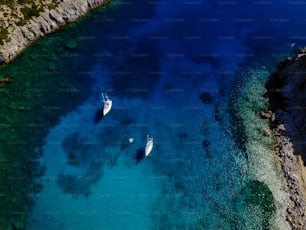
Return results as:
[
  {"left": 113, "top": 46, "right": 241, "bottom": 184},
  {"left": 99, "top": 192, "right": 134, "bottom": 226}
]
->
[
  {"left": 200, "top": 121, "right": 210, "bottom": 136},
  {"left": 202, "top": 139, "right": 212, "bottom": 159},
  {"left": 120, "top": 141, "right": 129, "bottom": 151},
  {"left": 162, "top": 82, "right": 180, "bottom": 93},
  {"left": 89, "top": 0, "right": 156, "bottom": 33},
  {"left": 58, "top": 125, "right": 128, "bottom": 197},
  {"left": 81, "top": 0, "right": 159, "bottom": 100},
  {"left": 118, "top": 115, "right": 134, "bottom": 126},
  {"left": 57, "top": 167, "right": 103, "bottom": 198},
  {"left": 177, "top": 131, "right": 188, "bottom": 140},
  {"left": 265, "top": 71, "right": 288, "bottom": 111},
  {"left": 134, "top": 148, "right": 145, "bottom": 163},
  {"left": 174, "top": 181, "right": 185, "bottom": 190},
  {"left": 57, "top": 174, "right": 87, "bottom": 197},
  {"left": 110, "top": 41, "right": 161, "bottom": 99},
  {"left": 214, "top": 104, "right": 222, "bottom": 123},
  {"left": 199, "top": 91, "right": 214, "bottom": 104},
  {"left": 219, "top": 87, "right": 227, "bottom": 97},
  {"left": 192, "top": 53, "right": 220, "bottom": 68},
  {"left": 201, "top": 139, "right": 211, "bottom": 149},
  {"left": 62, "top": 132, "right": 91, "bottom": 168},
  {"left": 242, "top": 28, "right": 294, "bottom": 67},
  {"left": 94, "top": 108, "right": 105, "bottom": 124}
]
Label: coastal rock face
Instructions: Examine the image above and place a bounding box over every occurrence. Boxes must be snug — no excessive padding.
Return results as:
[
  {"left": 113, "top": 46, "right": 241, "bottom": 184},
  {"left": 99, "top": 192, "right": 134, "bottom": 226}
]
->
[
  {"left": 270, "top": 51, "right": 306, "bottom": 162},
  {"left": 266, "top": 50, "right": 306, "bottom": 229},
  {"left": 277, "top": 134, "right": 306, "bottom": 229},
  {"left": 0, "top": 0, "right": 111, "bottom": 64}
]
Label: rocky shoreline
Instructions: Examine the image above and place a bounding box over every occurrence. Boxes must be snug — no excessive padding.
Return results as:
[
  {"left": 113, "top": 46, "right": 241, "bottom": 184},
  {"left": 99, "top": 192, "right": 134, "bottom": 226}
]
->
[
  {"left": 1, "top": 1, "right": 305, "bottom": 228},
  {"left": 0, "top": 0, "right": 112, "bottom": 65},
  {"left": 265, "top": 50, "right": 306, "bottom": 229}
]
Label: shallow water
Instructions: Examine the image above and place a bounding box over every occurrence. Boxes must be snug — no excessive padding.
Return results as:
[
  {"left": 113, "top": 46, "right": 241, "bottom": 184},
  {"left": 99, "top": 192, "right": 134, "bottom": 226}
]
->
[{"left": 1, "top": 0, "right": 306, "bottom": 229}]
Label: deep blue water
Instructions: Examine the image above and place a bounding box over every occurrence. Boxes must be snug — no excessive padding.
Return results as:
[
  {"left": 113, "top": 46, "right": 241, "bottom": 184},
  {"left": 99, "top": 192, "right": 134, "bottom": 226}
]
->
[{"left": 27, "top": 0, "right": 306, "bottom": 229}]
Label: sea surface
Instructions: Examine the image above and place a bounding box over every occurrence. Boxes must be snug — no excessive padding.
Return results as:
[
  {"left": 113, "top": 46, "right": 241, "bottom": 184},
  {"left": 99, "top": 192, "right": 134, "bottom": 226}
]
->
[{"left": 1, "top": 0, "right": 306, "bottom": 229}]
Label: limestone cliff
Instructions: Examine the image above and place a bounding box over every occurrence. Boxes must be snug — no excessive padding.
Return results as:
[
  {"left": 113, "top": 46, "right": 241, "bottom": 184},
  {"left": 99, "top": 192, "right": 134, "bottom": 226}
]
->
[{"left": 0, "top": 0, "right": 111, "bottom": 64}]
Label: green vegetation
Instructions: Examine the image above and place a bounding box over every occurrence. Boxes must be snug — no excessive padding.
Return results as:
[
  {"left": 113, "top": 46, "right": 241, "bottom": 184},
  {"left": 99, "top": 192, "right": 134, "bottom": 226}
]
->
[
  {"left": 48, "top": 2, "right": 57, "bottom": 10},
  {"left": 0, "top": 0, "right": 45, "bottom": 4},
  {"left": 10, "top": 11, "right": 18, "bottom": 18},
  {"left": 15, "top": 3, "right": 43, "bottom": 25},
  {"left": 0, "top": 0, "right": 60, "bottom": 28},
  {"left": 0, "top": 0, "right": 13, "bottom": 6},
  {"left": 17, "top": 0, "right": 33, "bottom": 4},
  {"left": 21, "top": 3, "right": 42, "bottom": 20},
  {"left": 0, "top": 27, "right": 10, "bottom": 46}
]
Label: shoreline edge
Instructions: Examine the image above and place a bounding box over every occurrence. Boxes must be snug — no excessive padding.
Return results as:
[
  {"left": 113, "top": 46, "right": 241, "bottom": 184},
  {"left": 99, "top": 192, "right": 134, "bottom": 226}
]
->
[{"left": 0, "top": 0, "right": 112, "bottom": 65}]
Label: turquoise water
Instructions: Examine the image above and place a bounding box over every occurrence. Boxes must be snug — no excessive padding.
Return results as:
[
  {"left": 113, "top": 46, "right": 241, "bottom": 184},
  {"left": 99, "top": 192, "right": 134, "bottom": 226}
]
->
[{"left": 2, "top": 0, "right": 304, "bottom": 229}]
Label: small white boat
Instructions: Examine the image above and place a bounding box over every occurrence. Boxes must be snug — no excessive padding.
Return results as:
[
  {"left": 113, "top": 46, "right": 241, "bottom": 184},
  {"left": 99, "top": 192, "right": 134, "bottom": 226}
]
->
[
  {"left": 145, "top": 135, "right": 153, "bottom": 157},
  {"left": 102, "top": 92, "right": 112, "bottom": 116}
]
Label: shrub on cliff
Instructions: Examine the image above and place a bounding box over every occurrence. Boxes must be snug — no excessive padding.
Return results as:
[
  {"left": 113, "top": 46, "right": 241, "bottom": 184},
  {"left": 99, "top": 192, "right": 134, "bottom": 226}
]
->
[
  {"left": 0, "top": 27, "right": 10, "bottom": 46},
  {"left": 0, "top": 0, "right": 13, "bottom": 6},
  {"left": 21, "top": 3, "right": 42, "bottom": 20}
]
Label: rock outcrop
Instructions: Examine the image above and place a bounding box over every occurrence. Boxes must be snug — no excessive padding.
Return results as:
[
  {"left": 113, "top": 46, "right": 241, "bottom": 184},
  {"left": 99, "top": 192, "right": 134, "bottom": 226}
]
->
[
  {"left": 0, "top": 0, "right": 111, "bottom": 65},
  {"left": 266, "top": 49, "right": 306, "bottom": 229}
]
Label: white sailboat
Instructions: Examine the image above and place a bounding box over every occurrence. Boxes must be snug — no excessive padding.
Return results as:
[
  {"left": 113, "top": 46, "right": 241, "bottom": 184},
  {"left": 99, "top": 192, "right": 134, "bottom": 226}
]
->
[
  {"left": 145, "top": 135, "right": 153, "bottom": 157},
  {"left": 101, "top": 92, "right": 112, "bottom": 116}
]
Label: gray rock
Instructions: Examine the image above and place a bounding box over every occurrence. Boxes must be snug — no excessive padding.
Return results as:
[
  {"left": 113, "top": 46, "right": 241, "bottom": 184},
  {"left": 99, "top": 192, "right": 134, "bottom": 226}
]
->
[
  {"left": 262, "top": 128, "right": 271, "bottom": 137},
  {"left": 258, "top": 111, "right": 272, "bottom": 120},
  {"left": 0, "top": 54, "right": 5, "bottom": 65},
  {"left": 49, "top": 9, "right": 65, "bottom": 24},
  {"left": 278, "top": 124, "right": 286, "bottom": 131}
]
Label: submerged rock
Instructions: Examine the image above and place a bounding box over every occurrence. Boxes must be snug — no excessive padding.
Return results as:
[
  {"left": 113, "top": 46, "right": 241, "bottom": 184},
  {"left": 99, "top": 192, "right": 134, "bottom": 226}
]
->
[
  {"left": 201, "top": 139, "right": 212, "bottom": 159},
  {"left": 258, "top": 111, "right": 272, "bottom": 120},
  {"left": 240, "top": 180, "right": 276, "bottom": 229},
  {"left": 62, "top": 132, "right": 89, "bottom": 167},
  {"left": 65, "top": 39, "right": 77, "bottom": 50},
  {"left": 201, "top": 139, "right": 211, "bottom": 149},
  {"left": 199, "top": 91, "right": 213, "bottom": 104},
  {"left": 177, "top": 131, "right": 188, "bottom": 140}
]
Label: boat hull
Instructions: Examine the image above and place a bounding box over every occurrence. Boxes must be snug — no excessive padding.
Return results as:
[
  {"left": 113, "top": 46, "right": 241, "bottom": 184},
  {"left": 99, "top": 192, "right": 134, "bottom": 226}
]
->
[
  {"left": 145, "top": 140, "right": 153, "bottom": 157},
  {"left": 103, "top": 100, "right": 112, "bottom": 116}
]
